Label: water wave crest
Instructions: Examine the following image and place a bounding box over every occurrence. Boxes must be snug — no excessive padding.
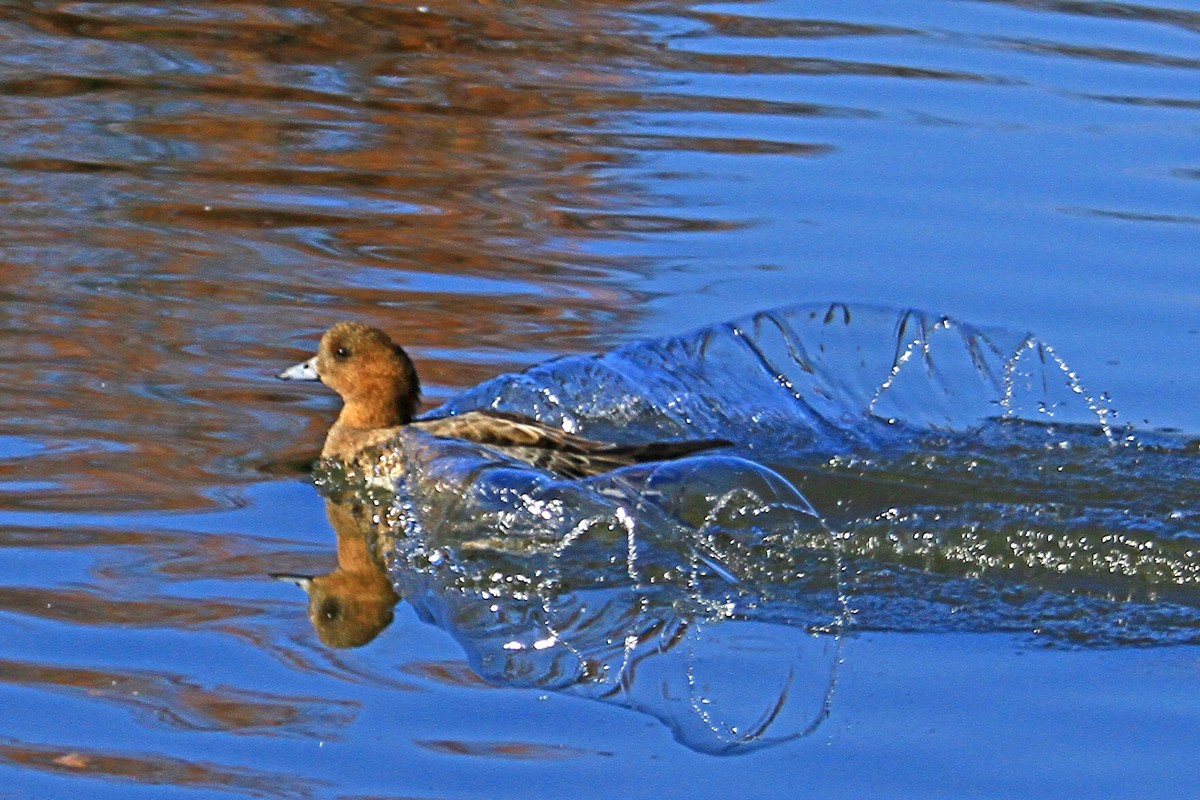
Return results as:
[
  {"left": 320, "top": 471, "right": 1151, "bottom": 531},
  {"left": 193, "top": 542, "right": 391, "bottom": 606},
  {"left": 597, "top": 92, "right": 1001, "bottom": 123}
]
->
[{"left": 439, "top": 301, "right": 1114, "bottom": 452}]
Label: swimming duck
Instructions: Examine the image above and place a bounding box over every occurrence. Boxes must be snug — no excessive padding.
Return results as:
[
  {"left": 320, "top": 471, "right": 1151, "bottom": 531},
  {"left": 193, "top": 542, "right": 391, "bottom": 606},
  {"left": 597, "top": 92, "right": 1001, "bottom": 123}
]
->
[{"left": 278, "top": 322, "right": 731, "bottom": 478}]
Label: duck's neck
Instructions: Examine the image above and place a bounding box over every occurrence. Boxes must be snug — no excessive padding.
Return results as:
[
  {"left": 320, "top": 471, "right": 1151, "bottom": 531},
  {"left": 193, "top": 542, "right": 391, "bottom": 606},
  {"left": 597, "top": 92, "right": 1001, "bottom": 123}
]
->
[
  {"left": 321, "top": 394, "right": 412, "bottom": 460},
  {"left": 336, "top": 396, "right": 408, "bottom": 429}
]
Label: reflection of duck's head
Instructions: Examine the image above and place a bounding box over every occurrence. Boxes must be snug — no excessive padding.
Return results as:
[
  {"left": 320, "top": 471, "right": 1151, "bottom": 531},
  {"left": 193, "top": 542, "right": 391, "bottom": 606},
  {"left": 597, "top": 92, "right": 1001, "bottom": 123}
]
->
[
  {"left": 274, "top": 569, "right": 400, "bottom": 649},
  {"left": 278, "top": 322, "right": 421, "bottom": 458}
]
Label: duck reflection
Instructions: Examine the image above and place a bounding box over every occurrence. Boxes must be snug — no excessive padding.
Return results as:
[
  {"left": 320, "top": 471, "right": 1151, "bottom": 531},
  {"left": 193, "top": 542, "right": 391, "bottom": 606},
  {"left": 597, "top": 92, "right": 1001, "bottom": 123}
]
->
[
  {"left": 273, "top": 497, "right": 399, "bottom": 649},
  {"left": 277, "top": 456, "right": 843, "bottom": 755}
]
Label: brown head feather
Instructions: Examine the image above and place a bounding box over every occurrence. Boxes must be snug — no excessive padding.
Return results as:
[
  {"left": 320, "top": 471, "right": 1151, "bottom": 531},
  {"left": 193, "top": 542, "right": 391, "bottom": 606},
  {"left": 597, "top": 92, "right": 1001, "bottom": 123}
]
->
[{"left": 317, "top": 322, "right": 421, "bottom": 427}]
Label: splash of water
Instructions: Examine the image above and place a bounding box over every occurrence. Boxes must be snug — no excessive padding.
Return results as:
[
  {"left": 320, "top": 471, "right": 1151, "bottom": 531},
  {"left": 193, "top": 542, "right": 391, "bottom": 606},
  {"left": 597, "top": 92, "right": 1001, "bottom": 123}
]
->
[{"left": 314, "top": 302, "right": 1199, "bottom": 756}]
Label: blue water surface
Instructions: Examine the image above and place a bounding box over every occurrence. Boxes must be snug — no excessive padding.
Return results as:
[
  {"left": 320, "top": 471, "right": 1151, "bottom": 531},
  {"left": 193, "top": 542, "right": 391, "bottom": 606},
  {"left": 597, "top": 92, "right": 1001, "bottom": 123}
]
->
[{"left": 0, "top": 0, "right": 1197, "bottom": 797}]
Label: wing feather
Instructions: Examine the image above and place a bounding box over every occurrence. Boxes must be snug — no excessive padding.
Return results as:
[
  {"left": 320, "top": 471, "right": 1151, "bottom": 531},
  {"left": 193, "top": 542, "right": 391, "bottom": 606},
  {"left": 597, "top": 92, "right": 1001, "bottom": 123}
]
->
[{"left": 413, "top": 410, "right": 732, "bottom": 477}]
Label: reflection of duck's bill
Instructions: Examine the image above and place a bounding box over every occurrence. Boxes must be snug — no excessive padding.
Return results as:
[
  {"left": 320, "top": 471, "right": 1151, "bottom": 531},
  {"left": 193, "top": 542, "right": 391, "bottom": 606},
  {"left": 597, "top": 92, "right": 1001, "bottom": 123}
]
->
[
  {"left": 277, "top": 357, "right": 319, "bottom": 382},
  {"left": 270, "top": 572, "right": 314, "bottom": 591}
]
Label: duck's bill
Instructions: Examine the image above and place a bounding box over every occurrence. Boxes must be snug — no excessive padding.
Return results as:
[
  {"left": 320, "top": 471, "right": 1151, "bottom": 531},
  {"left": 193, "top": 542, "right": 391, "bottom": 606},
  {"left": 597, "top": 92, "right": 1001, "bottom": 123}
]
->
[
  {"left": 277, "top": 356, "right": 319, "bottom": 382},
  {"left": 270, "top": 573, "right": 314, "bottom": 591}
]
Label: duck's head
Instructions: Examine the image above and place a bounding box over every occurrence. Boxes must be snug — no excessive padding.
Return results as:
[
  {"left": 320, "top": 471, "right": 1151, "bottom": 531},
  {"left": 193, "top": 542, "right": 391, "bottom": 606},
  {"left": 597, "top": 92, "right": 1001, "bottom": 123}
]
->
[{"left": 279, "top": 322, "right": 421, "bottom": 427}]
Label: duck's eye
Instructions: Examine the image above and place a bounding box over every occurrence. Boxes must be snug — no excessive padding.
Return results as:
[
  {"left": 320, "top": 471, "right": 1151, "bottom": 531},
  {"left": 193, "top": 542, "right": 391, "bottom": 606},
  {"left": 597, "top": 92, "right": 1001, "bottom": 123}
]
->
[
  {"left": 319, "top": 598, "right": 341, "bottom": 621},
  {"left": 333, "top": 346, "right": 350, "bottom": 361}
]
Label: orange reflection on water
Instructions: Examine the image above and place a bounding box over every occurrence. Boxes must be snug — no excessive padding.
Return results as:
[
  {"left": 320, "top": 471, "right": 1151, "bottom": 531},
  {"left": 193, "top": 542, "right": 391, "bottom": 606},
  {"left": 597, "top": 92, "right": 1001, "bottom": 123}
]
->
[
  {"left": 0, "top": 657, "right": 357, "bottom": 738},
  {"left": 0, "top": 737, "right": 325, "bottom": 799},
  {"left": 413, "top": 738, "right": 601, "bottom": 761},
  {"left": 0, "top": 0, "right": 688, "bottom": 516},
  {"left": 0, "top": 585, "right": 262, "bottom": 628}
]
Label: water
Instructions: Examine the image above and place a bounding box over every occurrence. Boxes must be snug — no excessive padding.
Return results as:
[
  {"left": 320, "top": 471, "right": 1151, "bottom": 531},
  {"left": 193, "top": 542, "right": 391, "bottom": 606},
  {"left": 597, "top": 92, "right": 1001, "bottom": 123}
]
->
[{"left": 1, "top": 1, "right": 1198, "bottom": 797}]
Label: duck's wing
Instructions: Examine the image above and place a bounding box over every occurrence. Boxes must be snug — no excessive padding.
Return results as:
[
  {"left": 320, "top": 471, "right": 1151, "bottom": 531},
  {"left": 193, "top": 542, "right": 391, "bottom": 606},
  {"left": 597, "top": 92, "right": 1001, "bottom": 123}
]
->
[
  {"left": 413, "top": 411, "right": 732, "bottom": 478},
  {"left": 413, "top": 410, "right": 610, "bottom": 454}
]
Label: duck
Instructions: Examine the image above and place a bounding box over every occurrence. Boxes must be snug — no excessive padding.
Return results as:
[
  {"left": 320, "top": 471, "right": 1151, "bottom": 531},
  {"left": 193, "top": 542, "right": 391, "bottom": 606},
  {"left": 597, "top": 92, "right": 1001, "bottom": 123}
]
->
[{"left": 278, "top": 322, "right": 731, "bottom": 478}]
